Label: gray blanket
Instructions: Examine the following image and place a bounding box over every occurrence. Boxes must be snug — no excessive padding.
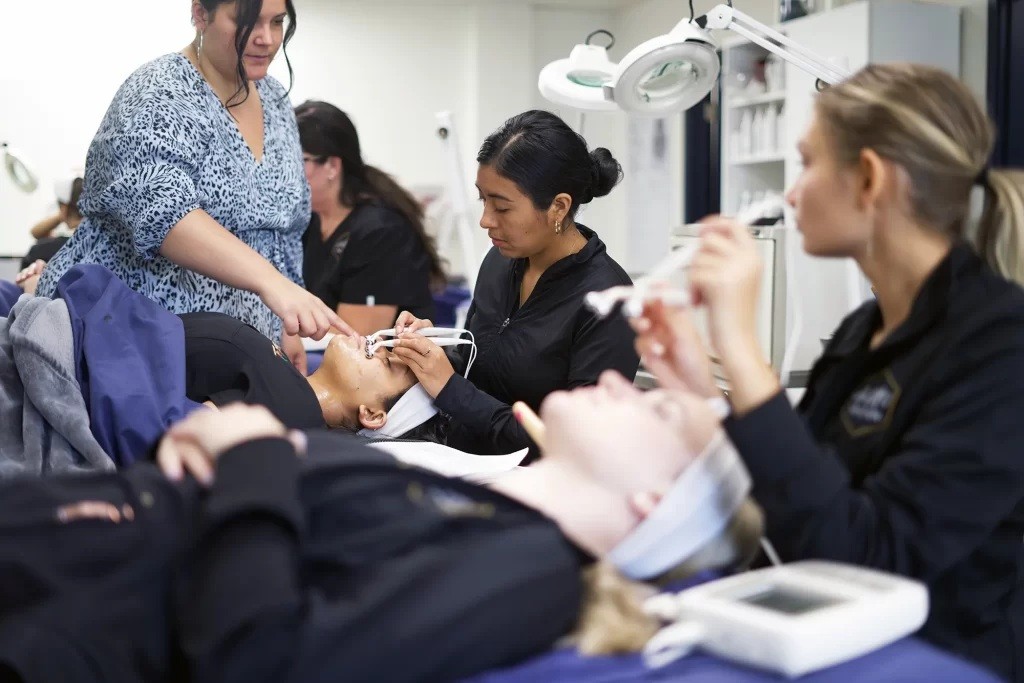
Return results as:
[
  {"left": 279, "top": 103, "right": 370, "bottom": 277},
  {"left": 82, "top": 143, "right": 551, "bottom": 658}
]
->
[{"left": 0, "top": 295, "right": 114, "bottom": 478}]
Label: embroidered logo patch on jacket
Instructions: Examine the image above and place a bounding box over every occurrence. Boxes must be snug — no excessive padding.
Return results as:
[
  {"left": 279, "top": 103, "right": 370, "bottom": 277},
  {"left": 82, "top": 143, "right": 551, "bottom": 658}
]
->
[{"left": 841, "top": 369, "right": 902, "bottom": 437}]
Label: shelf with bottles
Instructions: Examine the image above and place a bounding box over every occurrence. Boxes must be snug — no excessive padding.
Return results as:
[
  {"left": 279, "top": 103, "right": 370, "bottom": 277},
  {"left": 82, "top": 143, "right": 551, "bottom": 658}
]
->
[
  {"left": 728, "top": 101, "right": 787, "bottom": 166},
  {"left": 727, "top": 90, "right": 786, "bottom": 109},
  {"left": 722, "top": 48, "right": 786, "bottom": 105},
  {"left": 730, "top": 153, "right": 787, "bottom": 166},
  {"left": 735, "top": 190, "right": 786, "bottom": 220}
]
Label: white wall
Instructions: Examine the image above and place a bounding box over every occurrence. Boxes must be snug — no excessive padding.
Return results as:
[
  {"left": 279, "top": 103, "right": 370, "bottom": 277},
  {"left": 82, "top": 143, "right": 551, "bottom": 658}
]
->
[
  {"left": 273, "top": 1, "right": 477, "bottom": 192},
  {"left": 918, "top": 0, "right": 988, "bottom": 102},
  {"left": 605, "top": 0, "right": 778, "bottom": 275},
  {"left": 0, "top": 0, "right": 990, "bottom": 272},
  {"left": 0, "top": 1, "right": 193, "bottom": 256},
  {"left": 531, "top": 6, "right": 623, "bottom": 261},
  {"left": 0, "top": 0, "right": 626, "bottom": 272}
]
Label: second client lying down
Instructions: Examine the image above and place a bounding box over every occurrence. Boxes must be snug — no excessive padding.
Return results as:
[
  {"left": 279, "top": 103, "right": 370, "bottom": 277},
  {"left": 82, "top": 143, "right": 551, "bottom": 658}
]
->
[{"left": 182, "top": 311, "right": 445, "bottom": 442}]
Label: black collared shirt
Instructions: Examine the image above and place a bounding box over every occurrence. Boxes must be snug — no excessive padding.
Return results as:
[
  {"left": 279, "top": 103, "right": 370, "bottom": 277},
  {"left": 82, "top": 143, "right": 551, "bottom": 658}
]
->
[
  {"left": 303, "top": 202, "right": 436, "bottom": 323},
  {"left": 435, "top": 225, "right": 640, "bottom": 459},
  {"left": 725, "top": 242, "right": 1024, "bottom": 681}
]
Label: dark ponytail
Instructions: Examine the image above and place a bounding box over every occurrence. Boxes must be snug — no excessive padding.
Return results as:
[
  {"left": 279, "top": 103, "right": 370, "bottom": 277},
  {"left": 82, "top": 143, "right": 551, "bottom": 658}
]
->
[
  {"left": 586, "top": 148, "right": 621, "bottom": 203},
  {"left": 477, "top": 109, "right": 623, "bottom": 220},
  {"left": 295, "top": 101, "right": 447, "bottom": 288}
]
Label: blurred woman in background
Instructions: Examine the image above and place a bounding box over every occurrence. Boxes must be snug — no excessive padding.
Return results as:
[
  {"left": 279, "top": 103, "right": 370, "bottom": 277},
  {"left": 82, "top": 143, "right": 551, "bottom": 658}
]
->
[{"left": 296, "top": 101, "right": 444, "bottom": 335}]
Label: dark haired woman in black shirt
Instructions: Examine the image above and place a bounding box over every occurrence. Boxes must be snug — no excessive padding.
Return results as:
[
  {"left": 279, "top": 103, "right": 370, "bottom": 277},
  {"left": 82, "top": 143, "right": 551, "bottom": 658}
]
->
[
  {"left": 391, "top": 110, "right": 639, "bottom": 461},
  {"left": 296, "top": 101, "right": 443, "bottom": 335}
]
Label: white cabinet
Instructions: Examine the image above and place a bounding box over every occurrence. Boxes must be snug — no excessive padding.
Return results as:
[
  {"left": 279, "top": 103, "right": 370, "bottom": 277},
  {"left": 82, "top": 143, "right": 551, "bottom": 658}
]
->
[
  {"left": 717, "top": 0, "right": 961, "bottom": 377},
  {"left": 671, "top": 225, "right": 790, "bottom": 388}
]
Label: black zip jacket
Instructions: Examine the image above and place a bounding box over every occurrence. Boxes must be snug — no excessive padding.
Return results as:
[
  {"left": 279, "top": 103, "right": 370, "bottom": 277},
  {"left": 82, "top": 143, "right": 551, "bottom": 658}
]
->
[
  {"left": 436, "top": 225, "right": 639, "bottom": 458},
  {"left": 0, "top": 432, "right": 584, "bottom": 683},
  {"left": 724, "top": 243, "right": 1024, "bottom": 681}
]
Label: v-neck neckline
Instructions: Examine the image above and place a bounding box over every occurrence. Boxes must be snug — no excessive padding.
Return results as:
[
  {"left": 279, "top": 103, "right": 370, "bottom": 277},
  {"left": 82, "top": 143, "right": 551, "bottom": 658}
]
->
[{"left": 176, "top": 52, "right": 269, "bottom": 167}]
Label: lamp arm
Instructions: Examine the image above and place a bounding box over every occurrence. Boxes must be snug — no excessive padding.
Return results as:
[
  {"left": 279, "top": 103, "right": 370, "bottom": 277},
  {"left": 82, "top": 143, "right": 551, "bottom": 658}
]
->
[{"left": 699, "top": 4, "right": 850, "bottom": 86}]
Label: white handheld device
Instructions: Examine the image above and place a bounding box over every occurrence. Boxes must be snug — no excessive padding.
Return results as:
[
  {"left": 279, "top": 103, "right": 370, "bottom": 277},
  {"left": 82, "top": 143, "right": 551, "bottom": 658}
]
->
[
  {"left": 643, "top": 561, "right": 929, "bottom": 678},
  {"left": 584, "top": 195, "right": 786, "bottom": 320}
]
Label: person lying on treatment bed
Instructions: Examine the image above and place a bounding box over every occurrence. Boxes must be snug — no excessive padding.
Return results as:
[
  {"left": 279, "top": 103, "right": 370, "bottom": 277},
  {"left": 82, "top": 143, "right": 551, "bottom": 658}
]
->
[
  {"left": 0, "top": 373, "right": 762, "bottom": 683},
  {"left": 2, "top": 261, "right": 448, "bottom": 469},
  {"left": 181, "top": 311, "right": 445, "bottom": 442}
]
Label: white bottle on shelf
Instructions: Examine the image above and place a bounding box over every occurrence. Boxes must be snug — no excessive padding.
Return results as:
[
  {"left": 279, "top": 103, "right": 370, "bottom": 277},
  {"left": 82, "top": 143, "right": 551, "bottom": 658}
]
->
[
  {"left": 772, "top": 57, "right": 785, "bottom": 93},
  {"left": 751, "top": 108, "right": 763, "bottom": 156},
  {"left": 739, "top": 109, "right": 753, "bottom": 159},
  {"left": 739, "top": 190, "right": 752, "bottom": 215},
  {"left": 776, "top": 104, "right": 786, "bottom": 152},
  {"left": 765, "top": 104, "right": 778, "bottom": 155}
]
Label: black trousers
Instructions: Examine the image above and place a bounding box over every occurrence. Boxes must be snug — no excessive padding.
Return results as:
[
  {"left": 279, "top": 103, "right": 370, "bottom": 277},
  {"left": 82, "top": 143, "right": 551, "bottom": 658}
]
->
[{"left": 0, "top": 466, "right": 191, "bottom": 683}]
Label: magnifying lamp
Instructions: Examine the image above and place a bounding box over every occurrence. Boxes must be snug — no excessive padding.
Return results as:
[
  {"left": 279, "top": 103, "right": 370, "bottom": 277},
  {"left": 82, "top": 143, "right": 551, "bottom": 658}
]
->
[
  {"left": 540, "top": 3, "right": 851, "bottom": 116},
  {"left": 538, "top": 29, "right": 620, "bottom": 112},
  {"left": 605, "top": 20, "right": 720, "bottom": 116},
  {"left": 2, "top": 142, "right": 39, "bottom": 193}
]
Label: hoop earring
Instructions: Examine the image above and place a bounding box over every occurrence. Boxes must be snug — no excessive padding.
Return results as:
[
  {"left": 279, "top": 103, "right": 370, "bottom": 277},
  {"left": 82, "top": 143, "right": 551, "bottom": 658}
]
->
[{"left": 554, "top": 219, "right": 563, "bottom": 235}]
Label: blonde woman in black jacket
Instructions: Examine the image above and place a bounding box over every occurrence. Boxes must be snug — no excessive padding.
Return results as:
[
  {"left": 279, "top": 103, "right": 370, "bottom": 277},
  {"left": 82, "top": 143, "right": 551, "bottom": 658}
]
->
[{"left": 634, "top": 64, "right": 1024, "bottom": 681}]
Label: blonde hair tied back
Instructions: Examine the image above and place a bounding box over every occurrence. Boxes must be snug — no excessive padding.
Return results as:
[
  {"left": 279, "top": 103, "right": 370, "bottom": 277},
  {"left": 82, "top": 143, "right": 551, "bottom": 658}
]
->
[
  {"left": 570, "top": 499, "right": 764, "bottom": 656},
  {"left": 816, "top": 63, "right": 1024, "bottom": 283}
]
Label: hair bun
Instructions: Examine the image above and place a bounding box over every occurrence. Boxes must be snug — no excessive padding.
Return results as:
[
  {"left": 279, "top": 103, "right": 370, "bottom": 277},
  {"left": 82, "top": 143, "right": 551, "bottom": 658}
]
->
[{"left": 587, "top": 148, "right": 623, "bottom": 202}]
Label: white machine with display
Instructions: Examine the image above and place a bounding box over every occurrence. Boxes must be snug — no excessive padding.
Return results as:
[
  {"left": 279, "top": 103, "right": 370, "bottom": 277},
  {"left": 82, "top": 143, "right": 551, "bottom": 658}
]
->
[{"left": 643, "top": 560, "right": 929, "bottom": 678}]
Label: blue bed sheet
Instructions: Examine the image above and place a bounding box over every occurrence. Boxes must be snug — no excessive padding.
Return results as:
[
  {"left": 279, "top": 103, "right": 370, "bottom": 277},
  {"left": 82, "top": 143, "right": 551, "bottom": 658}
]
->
[
  {"left": 295, "top": 357, "right": 1005, "bottom": 683},
  {"left": 466, "top": 572, "right": 999, "bottom": 683},
  {"left": 464, "top": 568, "right": 1001, "bottom": 682},
  {"left": 464, "top": 637, "right": 1001, "bottom": 683}
]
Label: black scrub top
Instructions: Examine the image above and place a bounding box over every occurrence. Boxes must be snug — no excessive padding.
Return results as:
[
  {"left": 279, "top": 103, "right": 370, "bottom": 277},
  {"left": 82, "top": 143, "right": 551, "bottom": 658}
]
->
[
  {"left": 21, "top": 236, "right": 69, "bottom": 268},
  {"left": 724, "top": 243, "right": 1024, "bottom": 681},
  {"left": 303, "top": 202, "right": 436, "bottom": 323},
  {"left": 180, "top": 312, "right": 325, "bottom": 430},
  {"left": 435, "top": 225, "right": 639, "bottom": 459},
  {"left": 0, "top": 432, "right": 589, "bottom": 683},
  {"left": 179, "top": 432, "right": 590, "bottom": 682}
]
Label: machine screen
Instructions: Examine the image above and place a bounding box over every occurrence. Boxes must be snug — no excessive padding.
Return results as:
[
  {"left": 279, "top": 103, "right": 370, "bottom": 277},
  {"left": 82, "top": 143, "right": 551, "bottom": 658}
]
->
[{"left": 737, "top": 584, "right": 844, "bottom": 615}]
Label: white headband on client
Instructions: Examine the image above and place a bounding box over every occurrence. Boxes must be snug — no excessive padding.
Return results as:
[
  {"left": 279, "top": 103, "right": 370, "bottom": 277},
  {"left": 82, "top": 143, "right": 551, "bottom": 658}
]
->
[
  {"left": 357, "top": 383, "right": 439, "bottom": 440},
  {"left": 607, "top": 430, "right": 752, "bottom": 580}
]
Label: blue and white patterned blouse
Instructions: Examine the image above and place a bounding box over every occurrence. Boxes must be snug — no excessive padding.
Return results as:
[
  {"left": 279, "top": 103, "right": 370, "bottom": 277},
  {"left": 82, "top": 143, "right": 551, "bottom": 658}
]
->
[{"left": 36, "top": 53, "right": 310, "bottom": 341}]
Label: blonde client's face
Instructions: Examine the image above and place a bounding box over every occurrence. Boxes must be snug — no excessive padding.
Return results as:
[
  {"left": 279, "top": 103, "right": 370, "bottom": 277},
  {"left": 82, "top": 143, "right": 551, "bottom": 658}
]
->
[
  {"left": 318, "top": 335, "right": 417, "bottom": 428},
  {"left": 540, "top": 372, "right": 719, "bottom": 506}
]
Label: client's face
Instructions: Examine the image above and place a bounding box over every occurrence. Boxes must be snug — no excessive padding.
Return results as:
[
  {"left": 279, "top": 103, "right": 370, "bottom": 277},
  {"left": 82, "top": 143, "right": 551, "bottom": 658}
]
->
[
  {"left": 541, "top": 372, "right": 719, "bottom": 493},
  {"left": 319, "top": 335, "right": 416, "bottom": 413}
]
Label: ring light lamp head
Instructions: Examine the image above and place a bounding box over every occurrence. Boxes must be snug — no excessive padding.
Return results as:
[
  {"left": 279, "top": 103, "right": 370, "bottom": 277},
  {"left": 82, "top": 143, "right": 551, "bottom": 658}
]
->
[
  {"left": 538, "top": 42, "right": 620, "bottom": 112},
  {"left": 2, "top": 142, "right": 39, "bottom": 194},
  {"left": 604, "top": 20, "right": 720, "bottom": 117}
]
